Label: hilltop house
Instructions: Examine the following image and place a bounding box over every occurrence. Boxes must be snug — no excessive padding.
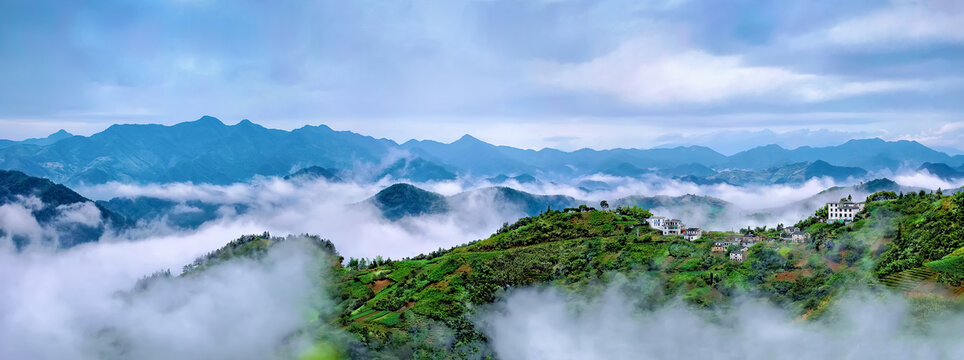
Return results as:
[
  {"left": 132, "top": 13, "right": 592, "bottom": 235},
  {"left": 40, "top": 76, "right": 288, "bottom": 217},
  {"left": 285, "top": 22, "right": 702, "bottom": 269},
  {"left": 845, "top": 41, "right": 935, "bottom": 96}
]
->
[
  {"left": 711, "top": 242, "right": 728, "bottom": 252},
  {"left": 647, "top": 216, "right": 701, "bottom": 240},
  {"left": 827, "top": 198, "right": 865, "bottom": 222},
  {"left": 730, "top": 250, "right": 747, "bottom": 262},
  {"left": 791, "top": 231, "right": 808, "bottom": 243}
]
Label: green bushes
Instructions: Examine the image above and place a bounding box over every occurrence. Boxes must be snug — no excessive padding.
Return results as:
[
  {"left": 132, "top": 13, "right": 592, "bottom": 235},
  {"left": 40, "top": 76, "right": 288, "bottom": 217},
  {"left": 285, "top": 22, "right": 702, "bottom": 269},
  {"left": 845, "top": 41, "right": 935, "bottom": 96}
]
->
[{"left": 876, "top": 191, "right": 964, "bottom": 278}]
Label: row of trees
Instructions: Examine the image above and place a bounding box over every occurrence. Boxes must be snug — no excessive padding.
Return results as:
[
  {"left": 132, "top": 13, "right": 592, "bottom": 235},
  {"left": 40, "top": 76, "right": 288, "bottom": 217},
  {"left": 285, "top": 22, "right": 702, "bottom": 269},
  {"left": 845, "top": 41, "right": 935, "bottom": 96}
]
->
[{"left": 346, "top": 255, "right": 393, "bottom": 270}]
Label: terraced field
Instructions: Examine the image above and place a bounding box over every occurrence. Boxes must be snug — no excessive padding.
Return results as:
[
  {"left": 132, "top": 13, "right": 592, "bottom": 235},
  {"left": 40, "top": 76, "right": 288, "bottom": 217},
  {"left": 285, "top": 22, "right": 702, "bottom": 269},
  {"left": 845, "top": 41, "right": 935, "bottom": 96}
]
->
[{"left": 880, "top": 267, "right": 938, "bottom": 292}]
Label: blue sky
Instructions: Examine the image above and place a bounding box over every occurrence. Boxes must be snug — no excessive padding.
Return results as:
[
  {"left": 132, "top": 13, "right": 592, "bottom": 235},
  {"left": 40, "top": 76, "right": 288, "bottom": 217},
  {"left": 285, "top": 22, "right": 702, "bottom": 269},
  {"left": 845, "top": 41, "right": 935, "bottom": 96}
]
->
[{"left": 1, "top": 0, "right": 962, "bottom": 153}]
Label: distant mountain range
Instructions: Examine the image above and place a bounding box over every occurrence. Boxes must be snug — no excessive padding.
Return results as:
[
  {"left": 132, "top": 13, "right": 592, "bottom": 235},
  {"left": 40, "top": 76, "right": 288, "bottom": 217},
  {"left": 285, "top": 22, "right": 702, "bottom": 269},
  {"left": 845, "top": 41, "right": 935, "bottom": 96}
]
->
[
  {"left": 681, "top": 160, "right": 868, "bottom": 186},
  {"left": 1, "top": 116, "right": 963, "bottom": 186}
]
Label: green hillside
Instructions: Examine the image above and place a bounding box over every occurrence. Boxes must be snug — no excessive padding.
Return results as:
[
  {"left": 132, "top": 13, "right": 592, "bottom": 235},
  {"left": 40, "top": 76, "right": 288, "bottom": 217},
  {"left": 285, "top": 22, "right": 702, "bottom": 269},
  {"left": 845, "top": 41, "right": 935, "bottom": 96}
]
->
[
  {"left": 175, "top": 190, "right": 964, "bottom": 359},
  {"left": 331, "top": 207, "right": 877, "bottom": 357}
]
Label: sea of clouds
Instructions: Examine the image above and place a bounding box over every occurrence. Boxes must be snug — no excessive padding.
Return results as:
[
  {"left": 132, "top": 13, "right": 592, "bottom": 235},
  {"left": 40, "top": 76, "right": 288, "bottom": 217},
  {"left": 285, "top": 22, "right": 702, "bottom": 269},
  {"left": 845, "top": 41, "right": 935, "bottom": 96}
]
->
[{"left": 1, "top": 168, "right": 962, "bottom": 359}]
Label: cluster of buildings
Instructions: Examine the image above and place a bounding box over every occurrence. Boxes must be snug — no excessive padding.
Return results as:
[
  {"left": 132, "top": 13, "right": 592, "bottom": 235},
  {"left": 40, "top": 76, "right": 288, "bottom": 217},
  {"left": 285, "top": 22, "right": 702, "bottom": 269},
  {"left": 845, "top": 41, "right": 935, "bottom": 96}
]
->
[
  {"left": 645, "top": 216, "right": 702, "bottom": 240},
  {"left": 827, "top": 198, "right": 865, "bottom": 222},
  {"left": 711, "top": 227, "right": 810, "bottom": 262}
]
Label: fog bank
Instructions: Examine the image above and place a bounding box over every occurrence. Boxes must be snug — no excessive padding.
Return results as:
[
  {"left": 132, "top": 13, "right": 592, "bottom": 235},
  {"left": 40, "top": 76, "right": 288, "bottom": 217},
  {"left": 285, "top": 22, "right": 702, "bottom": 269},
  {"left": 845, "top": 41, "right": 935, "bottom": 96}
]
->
[
  {"left": 479, "top": 280, "right": 964, "bottom": 360},
  {"left": 0, "top": 229, "right": 325, "bottom": 360}
]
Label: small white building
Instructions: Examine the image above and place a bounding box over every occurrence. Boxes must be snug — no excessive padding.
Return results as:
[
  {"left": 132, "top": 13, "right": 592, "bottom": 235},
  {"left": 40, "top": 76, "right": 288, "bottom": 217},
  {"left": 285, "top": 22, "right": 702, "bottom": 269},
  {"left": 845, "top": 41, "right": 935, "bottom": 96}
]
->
[
  {"left": 827, "top": 199, "right": 864, "bottom": 222},
  {"left": 683, "top": 227, "right": 702, "bottom": 241},
  {"left": 730, "top": 250, "right": 747, "bottom": 262},
  {"left": 646, "top": 216, "right": 667, "bottom": 229},
  {"left": 791, "top": 231, "right": 808, "bottom": 243}
]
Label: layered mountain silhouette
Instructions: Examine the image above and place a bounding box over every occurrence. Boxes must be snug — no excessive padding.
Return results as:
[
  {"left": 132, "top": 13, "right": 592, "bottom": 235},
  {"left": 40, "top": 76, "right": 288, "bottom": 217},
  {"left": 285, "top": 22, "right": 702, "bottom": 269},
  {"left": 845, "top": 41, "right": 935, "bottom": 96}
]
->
[
  {"left": 681, "top": 161, "right": 868, "bottom": 186},
  {"left": 1, "top": 116, "right": 963, "bottom": 186},
  {"left": 365, "top": 182, "right": 734, "bottom": 226}
]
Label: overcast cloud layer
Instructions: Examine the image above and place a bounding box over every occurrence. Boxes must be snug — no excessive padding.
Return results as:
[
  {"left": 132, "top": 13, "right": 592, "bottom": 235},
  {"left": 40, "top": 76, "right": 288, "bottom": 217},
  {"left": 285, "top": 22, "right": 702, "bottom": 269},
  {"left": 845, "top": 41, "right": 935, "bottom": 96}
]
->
[{"left": 1, "top": 0, "right": 962, "bottom": 151}]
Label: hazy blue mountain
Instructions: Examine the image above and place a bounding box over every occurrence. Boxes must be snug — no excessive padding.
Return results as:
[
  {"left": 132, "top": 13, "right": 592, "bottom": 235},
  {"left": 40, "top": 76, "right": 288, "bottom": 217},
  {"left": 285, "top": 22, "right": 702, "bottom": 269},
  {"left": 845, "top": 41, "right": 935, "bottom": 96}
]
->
[
  {"left": 486, "top": 174, "right": 540, "bottom": 185},
  {"left": 658, "top": 163, "right": 717, "bottom": 178},
  {"left": 918, "top": 162, "right": 964, "bottom": 180},
  {"left": 577, "top": 180, "right": 613, "bottom": 192},
  {"left": 0, "top": 117, "right": 398, "bottom": 185},
  {"left": 724, "top": 139, "right": 951, "bottom": 170},
  {"left": 0, "top": 170, "right": 126, "bottom": 248},
  {"left": 687, "top": 161, "right": 867, "bottom": 186},
  {"left": 0, "top": 129, "right": 74, "bottom": 149},
  {"left": 402, "top": 135, "right": 533, "bottom": 176},
  {"left": 376, "top": 157, "right": 457, "bottom": 182},
  {"left": 283, "top": 166, "right": 343, "bottom": 182},
  {"left": 368, "top": 183, "right": 451, "bottom": 220},
  {"left": 596, "top": 161, "right": 650, "bottom": 177}
]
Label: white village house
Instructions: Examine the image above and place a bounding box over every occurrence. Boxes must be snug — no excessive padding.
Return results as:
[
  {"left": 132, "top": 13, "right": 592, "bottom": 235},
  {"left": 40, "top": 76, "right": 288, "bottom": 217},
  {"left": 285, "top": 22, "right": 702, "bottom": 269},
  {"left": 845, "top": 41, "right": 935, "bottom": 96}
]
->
[
  {"left": 646, "top": 216, "right": 701, "bottom": 240},
  {"left": 827, "top": 198, "right": 864, "bottom": 222},
  {"left": 684, "top": 228, "right": 702, "bottom": 241}
]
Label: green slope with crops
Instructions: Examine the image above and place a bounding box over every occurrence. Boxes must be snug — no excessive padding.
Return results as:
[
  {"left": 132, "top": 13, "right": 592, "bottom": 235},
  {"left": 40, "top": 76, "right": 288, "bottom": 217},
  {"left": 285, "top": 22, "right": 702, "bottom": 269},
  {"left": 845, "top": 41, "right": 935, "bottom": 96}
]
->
[{"left": 172, "top": 190, "right": 964, "bottom": 359}]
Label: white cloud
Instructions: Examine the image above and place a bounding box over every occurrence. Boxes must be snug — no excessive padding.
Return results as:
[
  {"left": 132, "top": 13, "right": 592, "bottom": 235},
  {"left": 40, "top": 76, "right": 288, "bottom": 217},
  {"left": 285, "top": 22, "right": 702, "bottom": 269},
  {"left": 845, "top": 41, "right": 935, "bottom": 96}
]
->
[
  {"left": 893, "top": 171, "right": 964, "bottom": 190},
  {"left": 824, "top": 0, "right": 964, "bottom": 47},
  {"left": 478, "top": 279, "right": 964, "bottom": 360},
  {"left": 0, "top": 201, "right": 45, "bottom": 242},
  {"left": 0, "top": 224, "right": 329, "bottom": 359},
  {"left": 54, "top": 202, "right": 102, "bottom": 227},
  {"left": 534, "top": 37, "right": 925, "bottom": 105}
]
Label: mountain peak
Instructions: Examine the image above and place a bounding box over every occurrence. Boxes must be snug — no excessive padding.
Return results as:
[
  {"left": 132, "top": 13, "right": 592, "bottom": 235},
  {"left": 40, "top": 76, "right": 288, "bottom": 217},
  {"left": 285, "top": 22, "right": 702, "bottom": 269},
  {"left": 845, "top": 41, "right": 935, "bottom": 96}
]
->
[
  {"left": 49, "top": 129, "right": 72, "bottom": 139},
  {"left": 844, "top": 138, "right": 886, "bottom": 145},
  {"left": 453, "top": 134, "right": 484, "bottom": 145},
  {"left": 235, "top": 119, "right": 263, "bottom": 129},
  {"left": 192, "top": 115, "right": 225, "bottom": 126}
]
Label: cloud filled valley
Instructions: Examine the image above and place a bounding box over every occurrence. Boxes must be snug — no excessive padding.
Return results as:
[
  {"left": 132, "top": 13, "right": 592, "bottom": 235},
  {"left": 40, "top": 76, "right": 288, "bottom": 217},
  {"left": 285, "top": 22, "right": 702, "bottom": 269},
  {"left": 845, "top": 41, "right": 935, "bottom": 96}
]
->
[{"left": 2, "top": 165, "right": 964, "bottom": 360}]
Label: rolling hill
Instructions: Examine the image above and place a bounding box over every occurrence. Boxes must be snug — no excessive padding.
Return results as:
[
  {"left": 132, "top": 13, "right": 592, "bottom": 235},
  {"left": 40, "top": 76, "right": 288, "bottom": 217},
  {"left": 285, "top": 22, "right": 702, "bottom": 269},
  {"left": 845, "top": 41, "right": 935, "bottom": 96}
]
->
[{"left": 170, "top": 188, "right": 964, "bottom": 358}]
